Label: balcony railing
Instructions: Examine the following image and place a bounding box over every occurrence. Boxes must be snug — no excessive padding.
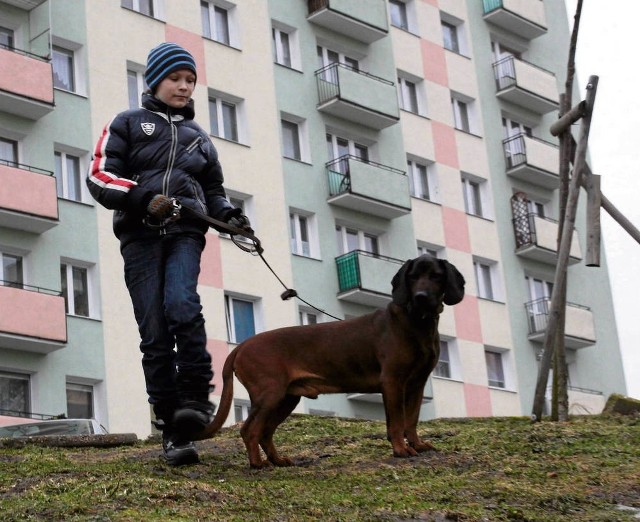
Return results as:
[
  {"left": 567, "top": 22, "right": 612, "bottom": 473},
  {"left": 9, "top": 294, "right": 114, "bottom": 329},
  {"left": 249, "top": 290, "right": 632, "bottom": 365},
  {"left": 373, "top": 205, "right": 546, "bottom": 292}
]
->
[
  {"left": 307, "top": 0, "right": 388, "bottom": 44},
  {"left": 0, "top": 161, "right": 59, "bottom": 233},
  {"left": 315, "top": 63, "right": 399, "bottom": 129},
  {"left": 326, "top": 155, "right": 410, "bottom": 219},
  {"left": 511, "top": 193, "right": 581, "bottom": 265},
  {"left": 503, "top": 134, "right": 559, "bottom": 189},
  {"left": 0, "top": 282, "right": 67, "bottom": 353},
  {"left": 493, "top": 56, "right": 559, "bottom": 114},
  {"left": 526, "top": 298, "right": 596, "bottom": 349},
  {"left": 482, "top": 0, "right": 547, "bottom": 39},
  {"left": 335, "top": 250, "right": 404, "bottom": 308}
]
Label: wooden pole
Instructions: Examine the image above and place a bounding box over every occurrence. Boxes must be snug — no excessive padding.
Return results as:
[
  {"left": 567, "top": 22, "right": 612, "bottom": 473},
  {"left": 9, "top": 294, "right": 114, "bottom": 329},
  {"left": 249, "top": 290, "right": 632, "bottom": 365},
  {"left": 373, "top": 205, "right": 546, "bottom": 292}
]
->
[
  {"left": 550, "top": 100, "right": 586, "bottom": 136},
  {"left": 585, "top": 173, "right": 602, "bottom": 267},
  {"left": 532, "top": 76, "right": 599, "bottom": 421}
]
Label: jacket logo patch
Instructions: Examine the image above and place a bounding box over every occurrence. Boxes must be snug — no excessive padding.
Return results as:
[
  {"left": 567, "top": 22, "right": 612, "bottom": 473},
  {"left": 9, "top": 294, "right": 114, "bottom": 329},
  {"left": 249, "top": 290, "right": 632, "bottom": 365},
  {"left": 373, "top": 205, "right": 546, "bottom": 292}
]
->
[{"left": 141, "top": 123, "right": 155, "bottom": 136}]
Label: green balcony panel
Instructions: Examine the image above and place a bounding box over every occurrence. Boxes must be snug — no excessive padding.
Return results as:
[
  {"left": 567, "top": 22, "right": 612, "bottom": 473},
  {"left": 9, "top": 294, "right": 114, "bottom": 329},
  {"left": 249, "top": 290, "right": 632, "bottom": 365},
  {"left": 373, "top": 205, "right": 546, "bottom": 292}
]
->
[
  {"left": 483, "top": 0, "right": 547, "bottom": 40},
  {"left": 307, "top": 0, "right": 388, "bottom": 44}
]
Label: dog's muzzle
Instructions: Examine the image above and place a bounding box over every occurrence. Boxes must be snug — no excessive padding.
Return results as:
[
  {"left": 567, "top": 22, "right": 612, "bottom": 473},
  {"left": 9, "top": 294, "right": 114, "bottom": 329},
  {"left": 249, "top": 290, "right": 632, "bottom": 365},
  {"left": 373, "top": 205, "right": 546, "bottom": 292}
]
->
[{"left": 412, "top": 291, "right": 440, "bottom": 311}]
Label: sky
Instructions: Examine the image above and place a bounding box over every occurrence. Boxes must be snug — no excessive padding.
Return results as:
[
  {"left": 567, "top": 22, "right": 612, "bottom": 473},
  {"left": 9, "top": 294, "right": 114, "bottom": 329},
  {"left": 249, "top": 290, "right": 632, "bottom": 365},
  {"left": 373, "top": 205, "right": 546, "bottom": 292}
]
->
[{"left": 564, "top": 1, "right": 639, "bottom": 398}]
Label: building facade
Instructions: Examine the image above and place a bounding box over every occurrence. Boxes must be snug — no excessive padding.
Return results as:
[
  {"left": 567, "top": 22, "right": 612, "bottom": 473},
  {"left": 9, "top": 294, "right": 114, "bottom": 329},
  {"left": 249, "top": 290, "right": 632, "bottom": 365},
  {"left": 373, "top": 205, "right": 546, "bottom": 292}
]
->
[{"left": 0, "top": 0, "right": 627, "bottom": 436}]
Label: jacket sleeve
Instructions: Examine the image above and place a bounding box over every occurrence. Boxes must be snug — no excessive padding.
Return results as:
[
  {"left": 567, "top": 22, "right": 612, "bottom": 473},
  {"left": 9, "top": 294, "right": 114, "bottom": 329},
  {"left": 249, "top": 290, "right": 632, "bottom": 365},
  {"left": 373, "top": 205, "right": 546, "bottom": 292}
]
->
[
  {"left": 86, "top": 115, "right": 154, "bottom": 213},
  {"left": 198, "top": 136, "right": 236, "bottom": 220}
]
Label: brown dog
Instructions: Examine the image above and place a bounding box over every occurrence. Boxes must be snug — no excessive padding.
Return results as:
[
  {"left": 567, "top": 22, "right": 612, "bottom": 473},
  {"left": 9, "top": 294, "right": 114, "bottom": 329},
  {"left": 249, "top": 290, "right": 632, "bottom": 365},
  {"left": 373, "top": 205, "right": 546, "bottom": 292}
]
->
[{"left": 199, "top": 254, "right": 465, "bottom": 468}]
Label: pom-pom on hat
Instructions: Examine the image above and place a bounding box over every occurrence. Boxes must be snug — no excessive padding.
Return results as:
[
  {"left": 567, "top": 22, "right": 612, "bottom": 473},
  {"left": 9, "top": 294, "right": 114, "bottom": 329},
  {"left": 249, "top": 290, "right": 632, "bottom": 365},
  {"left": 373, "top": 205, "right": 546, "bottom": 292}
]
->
[{"left": 144, "top": 42, "right": 197, "bottom": 92}]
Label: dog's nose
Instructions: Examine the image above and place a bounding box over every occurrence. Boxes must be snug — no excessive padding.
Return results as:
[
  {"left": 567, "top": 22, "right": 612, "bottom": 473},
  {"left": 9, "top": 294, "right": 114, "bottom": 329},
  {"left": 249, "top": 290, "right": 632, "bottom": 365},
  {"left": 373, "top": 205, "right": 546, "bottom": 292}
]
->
[{"left": 413, "top": 291, "right": 436, "bottom": 308}]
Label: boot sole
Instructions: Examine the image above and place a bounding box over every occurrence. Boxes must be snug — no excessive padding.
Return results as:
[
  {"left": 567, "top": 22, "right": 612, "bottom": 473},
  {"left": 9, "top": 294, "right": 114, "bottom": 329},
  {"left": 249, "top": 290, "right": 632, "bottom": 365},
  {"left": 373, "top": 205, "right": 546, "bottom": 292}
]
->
[{"left": 173, "top": 409, "right": 211, "bottom": 440}]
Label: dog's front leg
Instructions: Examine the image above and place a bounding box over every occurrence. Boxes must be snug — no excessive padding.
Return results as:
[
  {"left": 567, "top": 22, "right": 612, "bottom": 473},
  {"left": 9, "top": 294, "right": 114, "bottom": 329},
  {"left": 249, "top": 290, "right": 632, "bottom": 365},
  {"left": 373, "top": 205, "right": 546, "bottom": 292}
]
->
[
  {"left": 403, "top": 380, "right": 436, "bottom": 453},
  {"left": 382, "top": 381, "right": 418, "bottom": 458}
]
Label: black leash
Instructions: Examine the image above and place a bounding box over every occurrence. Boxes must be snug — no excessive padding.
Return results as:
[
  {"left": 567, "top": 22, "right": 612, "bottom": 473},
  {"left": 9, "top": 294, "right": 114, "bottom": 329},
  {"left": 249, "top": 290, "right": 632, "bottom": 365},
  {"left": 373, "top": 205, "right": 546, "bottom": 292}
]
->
[{"left": 174, "top": 200, "right": 343, "bottom": 321}]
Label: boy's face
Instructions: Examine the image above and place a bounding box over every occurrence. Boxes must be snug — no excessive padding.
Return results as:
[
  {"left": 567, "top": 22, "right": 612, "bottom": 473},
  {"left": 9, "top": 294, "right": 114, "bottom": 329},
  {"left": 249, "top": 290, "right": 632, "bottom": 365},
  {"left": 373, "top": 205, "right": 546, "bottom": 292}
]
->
[{"left": 155, "top": 69, "right": 196, "bottom": 109}]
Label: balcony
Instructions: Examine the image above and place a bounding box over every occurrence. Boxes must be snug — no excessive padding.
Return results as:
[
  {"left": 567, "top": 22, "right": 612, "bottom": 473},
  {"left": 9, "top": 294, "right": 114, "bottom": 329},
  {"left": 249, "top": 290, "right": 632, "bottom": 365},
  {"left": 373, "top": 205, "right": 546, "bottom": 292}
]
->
[
  {"left": 493, "top": 56, "right": 559, "bottom": 114},
  {"left": 511, "top": 193, "right": 581, "bottom": 265},
  {"left": 307, "top": 0, "right": 388, "bottom": 44},
  {"left": 0, "top": 283, "right": 67, "bottom": 354},
  {"left": 482, "top": 0, "right": 547, "bottom": 40},
  {"left": 0, "top": 161, "right": 59, "bottom": 233},
  {"left": 326, "top": 156, "right": 410, "bottom": 219},
  {"left": 526, "top": 298, "right": 596, "bottom": 349},
  {"left": 503, "top": 134, "right": 560, "bottom": 189},
  {"left": 316, "top": 63, "right": 400, "bottom": 130},
  {"left": 0, "top": 46, "right": 54, "bottom": 120},
  {"left": 335, "top": 251, "right": 403, "bottom": 308}
]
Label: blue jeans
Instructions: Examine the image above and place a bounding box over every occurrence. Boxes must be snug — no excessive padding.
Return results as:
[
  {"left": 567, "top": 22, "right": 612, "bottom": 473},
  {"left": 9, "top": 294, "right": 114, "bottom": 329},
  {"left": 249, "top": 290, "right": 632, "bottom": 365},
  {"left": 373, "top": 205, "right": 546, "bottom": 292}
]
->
[{"left": 122, "top": 234, "right": 213, "bottom": 419}]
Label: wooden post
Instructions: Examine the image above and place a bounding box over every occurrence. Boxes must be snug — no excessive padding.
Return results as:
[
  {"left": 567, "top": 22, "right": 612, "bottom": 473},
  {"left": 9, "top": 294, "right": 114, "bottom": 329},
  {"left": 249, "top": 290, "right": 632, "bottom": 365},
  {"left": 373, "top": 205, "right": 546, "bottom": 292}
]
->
[
  {"left": 532, "top": 76, "right": 599, "bottom": 421},
  {"left": 585, "top": 173, "right": 602, "bottom": 267}
]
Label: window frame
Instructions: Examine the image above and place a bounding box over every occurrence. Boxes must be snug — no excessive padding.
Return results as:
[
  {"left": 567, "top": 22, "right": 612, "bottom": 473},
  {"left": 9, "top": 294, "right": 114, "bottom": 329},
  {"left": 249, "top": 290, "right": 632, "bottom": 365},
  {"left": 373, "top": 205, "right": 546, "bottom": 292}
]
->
[
  {"left": 473, "top": 257, "right": 503, "bottom": 302},
  {"left": 485, "top": 350, "right": 507, "bottom": 389},
  {"left": 389, "top": 0, "right": 409, "bottom": 30},
  {"left": 201, "top": 0, "right": 238, "bottom": 48},
  {"left": 127, "top": 67, "right": 146, "bottom": 110},
  {"left": 0, "top": 371, "right": 30, "bottom": 414},
  {"left": 1, "top": 251, "right": 24, "bottom": 288},
  {"left": 66, "top": 382, "right": 94, "bottom": 419},
  {"left": 0, "top": 136, "right": 18, "bottom": 165},
  {"left": 335, "top": 225, "right": 379, "bottom": 256},
  {"left": 407, "top": 158, "right": 436, "bottom": 201},
  {"left": 60, "top": 261, "right": 96, "bottom": 318},
  {"left": 290, "top": 211, "right": 318, "bottom": 258},
  {"left": 461, "top": 174, "right": 487, "bottom": 218},
  {"left": 208, "top": 91, "right": 245, "bottom": 144},
  {"left": 224, "top": 294, "right": 258, "bottom": 344},
  {"left": 54, "top": 150, "right": 85, "bottom": 202},
  {"left": 52, "top": 45, "right": 76, "bottom": 93},
  {"left": 451, "top": 96, "right": 471, "bottom": 133}
]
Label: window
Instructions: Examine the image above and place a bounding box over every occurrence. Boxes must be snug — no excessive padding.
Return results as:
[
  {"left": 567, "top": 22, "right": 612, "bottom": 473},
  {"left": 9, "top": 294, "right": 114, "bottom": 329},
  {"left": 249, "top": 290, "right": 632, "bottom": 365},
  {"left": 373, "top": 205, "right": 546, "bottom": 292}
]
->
[
  {"left": 52, "top": 46, "right": 75, "bottom": 92},
  {"left": 209, "top": 95, "right": 239, "bottom": 142},
  {"left": 225, "top": 295, "right": 256, "bottom": 344},
  {"left": 527, "top": 199, "right": 546, "bottom": 218},
  {"left": 398, "top": 76, "right": 419, "bottom": 114},
  {"left": 272, "top": 27, "right": 291, "bottom": 67},
  {"left": 417, "top": 243, "right": 440, "bottom": 258},
  {"left": 441, "top": 21, "right": 459, "bottom": 53},
  {"left": 389, "top": 0, "right": 408, "bottom": 30},
  {"left": 336, "top": 226, "right": 379, "bottom": 255},
  {"left": 317, "top": 46, "right": 359, "bottom": 83},
  {"left": 234, "top": 399, "right": 250, "bottom": 423},
  {"left": 281, "top": 120, "right": 301, "bottom": 160},
  {"left": 485, "top": 351, "right": 505, "bottom": 388},
  {"left": 407, "top": 159, "right": 434, "bottom": 201},
  {"left": 474, "top": 259, "right": 494, "bottom": 300},
  {"left": 127, "top": 69, "right": 146, "bottom": 110},
  {"left": 0, "top": 26, "right": 14, "bottom": 50},
  {"left": 299, "top": 310, "right": 318, "bottom": 326},
  {"left": 54, "top": 151, "right": 83, "bottom": 202},
  {"left": 66, "top": 383, "right": 93, "bottom": 419},
  {"left": 461, "top": 176, "right": 484, "bottom": 217},
  {"left": 201, "top": 1, "right": 234, "bottom": 46},
  {"left": 451, "top": 97, "right": 471, "bottom": 132},
  {"left": 0, "top": 372, "right": 30, "bottom": 414},
  {"left": 60, "top": 262, "right": 91, "bottom": 317},
  {"left": 290, "top": 212, "right": 310, "bottom": 257},
  {"left": 1, "top": 252, "right": 23, "bottom": 288},
  {"left": 0, "top": 137, "right": 18, "bottom": 166},
  {"left": 122, "top": 0, "right": 155, "bottom": 16},
  {"left": 433, "top": 340, "right": 451, "bottom": 378},
  {"left": 326, "top": 133, "right": 368, "bottom": 174}
]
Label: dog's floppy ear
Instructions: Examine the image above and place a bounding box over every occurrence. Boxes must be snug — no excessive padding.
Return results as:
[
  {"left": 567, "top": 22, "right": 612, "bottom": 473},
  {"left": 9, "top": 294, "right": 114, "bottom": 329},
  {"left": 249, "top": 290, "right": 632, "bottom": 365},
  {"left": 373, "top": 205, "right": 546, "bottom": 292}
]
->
[
  {"left": 391, "top": 258, "right": 414, "bottom": 306},
  {"left": 439, "top": 260, "right": 465, "bottom": 305}
]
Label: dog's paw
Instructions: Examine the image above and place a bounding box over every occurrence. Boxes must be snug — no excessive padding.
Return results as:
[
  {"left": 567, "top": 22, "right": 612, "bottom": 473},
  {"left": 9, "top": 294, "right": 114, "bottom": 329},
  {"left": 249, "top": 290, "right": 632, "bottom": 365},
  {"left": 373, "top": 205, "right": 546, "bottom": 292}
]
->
[
  {"left": 393, "top": 444, "right": 419, "bottom": 458},
  {"left": 409, "top": 439, "right": 437, "bottom": 453}
]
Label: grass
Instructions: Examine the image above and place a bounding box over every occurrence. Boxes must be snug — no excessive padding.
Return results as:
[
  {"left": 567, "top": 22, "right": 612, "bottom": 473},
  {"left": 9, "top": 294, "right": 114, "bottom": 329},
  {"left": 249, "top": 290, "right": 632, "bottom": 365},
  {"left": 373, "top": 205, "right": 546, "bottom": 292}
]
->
[{"left": 0, "top": 413, "right": 638, "bottom": 521}]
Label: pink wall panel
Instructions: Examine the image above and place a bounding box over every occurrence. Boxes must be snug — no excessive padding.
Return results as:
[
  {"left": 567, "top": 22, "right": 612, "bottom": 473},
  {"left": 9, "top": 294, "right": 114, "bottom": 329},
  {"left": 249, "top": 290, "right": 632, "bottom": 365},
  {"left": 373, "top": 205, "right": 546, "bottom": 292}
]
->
[
  {"left": 421, "top": 39, "right": 448, "bottom": 86},
  {"left": 0, "top": 165, "right": 58, "bottom": 219},
  {"left": 431, "top": 121, "right": 459, "bottom": 168},
  {"left": 0, "top": 287, "right": 66, "bottom": 341},
  {"left": 208, "top": 339, "right": 228, "bottom": 393},
  {"left": 199, "top": 233, "right": 223, "bottom": 288},
  {"left": 442, "top": 207, "right": 470, "bottom": 252},
  {"left": 0, "top": 49, "right": 53, "bottom": 103},
  {"left": 463, "top": 383, "right": 492, "bottom": 417},
  {"left": 454, "top": 294, "right": 483, "bottom": 343},
  {"left": 164, "top": 25, "right": 207, "bottom": 86}
]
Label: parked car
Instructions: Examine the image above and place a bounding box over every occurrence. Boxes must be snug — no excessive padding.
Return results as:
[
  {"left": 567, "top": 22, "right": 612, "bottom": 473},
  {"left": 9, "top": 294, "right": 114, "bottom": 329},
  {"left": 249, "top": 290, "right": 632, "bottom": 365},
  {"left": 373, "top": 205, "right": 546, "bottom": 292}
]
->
[{"left": 0, "top": 419, "right": 108, "bottom": 438}]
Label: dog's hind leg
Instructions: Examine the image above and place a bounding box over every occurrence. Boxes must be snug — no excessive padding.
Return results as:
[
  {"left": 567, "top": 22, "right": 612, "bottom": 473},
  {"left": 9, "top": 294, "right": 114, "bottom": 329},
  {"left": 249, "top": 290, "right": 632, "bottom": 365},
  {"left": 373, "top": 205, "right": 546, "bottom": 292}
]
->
[{"left": 260, "top": 394, "right": 301, "bottom": 467}]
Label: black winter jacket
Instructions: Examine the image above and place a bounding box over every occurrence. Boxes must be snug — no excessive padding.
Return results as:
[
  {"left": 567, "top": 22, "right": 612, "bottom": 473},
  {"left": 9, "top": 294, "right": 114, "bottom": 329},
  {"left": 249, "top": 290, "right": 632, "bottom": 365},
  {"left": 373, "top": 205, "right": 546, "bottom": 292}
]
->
[{"left": 86, "top": 93, "right": 235, "bottom": 247}]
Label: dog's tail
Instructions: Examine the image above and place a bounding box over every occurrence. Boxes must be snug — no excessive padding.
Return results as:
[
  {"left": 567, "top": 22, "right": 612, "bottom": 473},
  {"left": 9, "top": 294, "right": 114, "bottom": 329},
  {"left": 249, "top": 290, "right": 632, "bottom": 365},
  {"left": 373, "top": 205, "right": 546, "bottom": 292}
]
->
[{"left": 194, "top": 346, "right": 239, "bottom": 440}]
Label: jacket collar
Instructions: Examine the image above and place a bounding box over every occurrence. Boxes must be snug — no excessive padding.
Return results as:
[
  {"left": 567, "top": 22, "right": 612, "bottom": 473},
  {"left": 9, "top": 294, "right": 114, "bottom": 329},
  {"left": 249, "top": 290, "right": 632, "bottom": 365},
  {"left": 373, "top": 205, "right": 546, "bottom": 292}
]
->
[{"left": 141, "top": 92, "right": 195, "bottom": 121}]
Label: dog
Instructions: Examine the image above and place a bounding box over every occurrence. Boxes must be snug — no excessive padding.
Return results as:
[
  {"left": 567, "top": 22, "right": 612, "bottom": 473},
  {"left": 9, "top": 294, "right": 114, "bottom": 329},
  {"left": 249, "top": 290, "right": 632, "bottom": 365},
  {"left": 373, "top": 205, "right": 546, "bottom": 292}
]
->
[{"left": 198, "top": 254, "right": 465, "bottom": 468}]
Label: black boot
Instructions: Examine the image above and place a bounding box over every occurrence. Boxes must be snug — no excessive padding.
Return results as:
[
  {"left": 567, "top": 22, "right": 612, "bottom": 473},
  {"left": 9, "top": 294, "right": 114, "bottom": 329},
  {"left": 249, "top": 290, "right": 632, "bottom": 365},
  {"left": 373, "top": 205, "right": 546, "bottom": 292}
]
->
[
  {"left": 153, "top": 419, "right": 200, "bottom": 466},
  {"left": 173, "top": 399, "right": 216, "bottom": 441}
]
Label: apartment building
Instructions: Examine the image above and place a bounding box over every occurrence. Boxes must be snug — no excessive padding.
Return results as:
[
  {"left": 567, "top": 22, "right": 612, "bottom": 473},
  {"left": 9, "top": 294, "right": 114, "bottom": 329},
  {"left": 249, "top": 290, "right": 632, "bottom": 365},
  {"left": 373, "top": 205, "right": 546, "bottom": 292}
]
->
[{"left": 0, "top": 0, "right": 627, "bottom": 437}]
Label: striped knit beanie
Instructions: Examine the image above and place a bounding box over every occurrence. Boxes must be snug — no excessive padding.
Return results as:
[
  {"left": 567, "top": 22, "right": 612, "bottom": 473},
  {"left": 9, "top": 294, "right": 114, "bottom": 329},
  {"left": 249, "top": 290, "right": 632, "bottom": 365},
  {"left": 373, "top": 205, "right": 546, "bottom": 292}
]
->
[{"left": 144, "top": 42, "right": 197, "bottom": 92}]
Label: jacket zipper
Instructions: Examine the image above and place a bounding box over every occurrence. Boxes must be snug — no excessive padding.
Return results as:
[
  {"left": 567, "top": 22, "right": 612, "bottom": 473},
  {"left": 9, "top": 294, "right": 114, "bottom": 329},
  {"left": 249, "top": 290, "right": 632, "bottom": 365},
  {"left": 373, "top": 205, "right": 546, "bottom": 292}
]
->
[
  {"left": 189, "top": 177, "right": 208, "bottom": 214},
  {"left": 160, "top": 110, "right": 179, "bottom": 234}
]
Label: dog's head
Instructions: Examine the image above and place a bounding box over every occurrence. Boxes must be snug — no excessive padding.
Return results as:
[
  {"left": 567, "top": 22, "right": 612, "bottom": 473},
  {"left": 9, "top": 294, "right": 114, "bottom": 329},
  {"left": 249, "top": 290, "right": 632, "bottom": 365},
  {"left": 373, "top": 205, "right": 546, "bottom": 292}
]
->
[{"left": 391, "top": 255, "right": 465, "bottom": 315}]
